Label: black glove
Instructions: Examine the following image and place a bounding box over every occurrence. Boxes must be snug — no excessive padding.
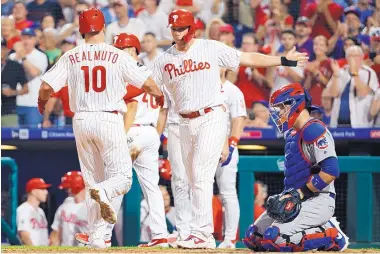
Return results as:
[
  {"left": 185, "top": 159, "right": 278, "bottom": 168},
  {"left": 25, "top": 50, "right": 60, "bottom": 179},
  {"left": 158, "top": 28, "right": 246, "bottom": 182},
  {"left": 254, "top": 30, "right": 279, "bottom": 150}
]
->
[{"left": 266, "top": 188, "right": 302, "bottom": 223}]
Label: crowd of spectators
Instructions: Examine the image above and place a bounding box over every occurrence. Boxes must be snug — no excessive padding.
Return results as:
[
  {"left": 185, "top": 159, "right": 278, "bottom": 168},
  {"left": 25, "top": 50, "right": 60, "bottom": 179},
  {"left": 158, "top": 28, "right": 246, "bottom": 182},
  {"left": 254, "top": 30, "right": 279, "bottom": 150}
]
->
[{"left": 1, "top": 0, "right": 380, "bottom": 128}]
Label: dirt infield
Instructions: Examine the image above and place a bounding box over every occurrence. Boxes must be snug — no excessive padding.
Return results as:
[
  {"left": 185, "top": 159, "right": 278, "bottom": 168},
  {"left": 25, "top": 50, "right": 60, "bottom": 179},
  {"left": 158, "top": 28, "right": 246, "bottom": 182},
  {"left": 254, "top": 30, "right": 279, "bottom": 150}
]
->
[{"left": 2, "top": 246, "right": 380, "bottom": 254}]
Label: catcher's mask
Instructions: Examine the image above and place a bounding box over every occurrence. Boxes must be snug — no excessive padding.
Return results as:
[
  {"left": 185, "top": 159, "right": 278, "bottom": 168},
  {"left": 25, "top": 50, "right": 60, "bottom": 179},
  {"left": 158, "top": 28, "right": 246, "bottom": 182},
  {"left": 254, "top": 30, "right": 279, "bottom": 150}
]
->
[{"left": 269, "top": 83, "right": 311, "bottom": 133}]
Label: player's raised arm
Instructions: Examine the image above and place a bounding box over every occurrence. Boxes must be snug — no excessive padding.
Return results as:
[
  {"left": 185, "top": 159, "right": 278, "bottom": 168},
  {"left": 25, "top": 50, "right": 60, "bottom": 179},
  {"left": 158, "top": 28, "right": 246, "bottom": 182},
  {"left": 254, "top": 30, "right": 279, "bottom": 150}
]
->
[{"left": 240, "top": 46, "right": 308, "bottom": 68}]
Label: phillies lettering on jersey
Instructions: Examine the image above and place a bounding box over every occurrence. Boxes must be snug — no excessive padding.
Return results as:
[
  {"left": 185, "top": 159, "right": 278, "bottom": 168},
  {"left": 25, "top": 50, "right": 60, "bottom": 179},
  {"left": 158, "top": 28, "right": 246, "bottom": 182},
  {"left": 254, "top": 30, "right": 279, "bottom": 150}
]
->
[
  {"left": 151, "top": 39, "right": 242, "bottom": 113},
  {"left": 41, "top": 43, "right": 152, "bottom": 113},
  {"left": 60, "top": 210, "right": 88, "bottom": 227},
  {"left": 164, "top": 59, "right": 211, "bottom": 79},
  {"left": 30, "top": 218, "right": 48, "bottom": 229}
]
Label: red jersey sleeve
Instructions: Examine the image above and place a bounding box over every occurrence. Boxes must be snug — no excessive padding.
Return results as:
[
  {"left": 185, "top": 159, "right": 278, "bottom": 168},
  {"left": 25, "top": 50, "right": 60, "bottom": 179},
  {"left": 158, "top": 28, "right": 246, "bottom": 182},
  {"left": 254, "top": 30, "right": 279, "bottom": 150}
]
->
[
  {"left": 123, "top": 85, "right": 145, "bottom": 103},
  {"left": 51, "top": 89, "right": 61, "bottom": 98}
]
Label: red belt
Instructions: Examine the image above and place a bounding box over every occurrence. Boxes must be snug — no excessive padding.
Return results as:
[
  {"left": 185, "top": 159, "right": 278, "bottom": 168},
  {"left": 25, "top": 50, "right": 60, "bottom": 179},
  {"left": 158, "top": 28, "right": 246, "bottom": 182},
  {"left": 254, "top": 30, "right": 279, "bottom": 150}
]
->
[
  {"left": 132, "top": 123, "right": 154, "bottom": 127},
  {"left": 104, "top": 111, "right": 118, "bottom": 114},
  {"left": 180, "top": 107, "right": 214, "bottom": 119}
]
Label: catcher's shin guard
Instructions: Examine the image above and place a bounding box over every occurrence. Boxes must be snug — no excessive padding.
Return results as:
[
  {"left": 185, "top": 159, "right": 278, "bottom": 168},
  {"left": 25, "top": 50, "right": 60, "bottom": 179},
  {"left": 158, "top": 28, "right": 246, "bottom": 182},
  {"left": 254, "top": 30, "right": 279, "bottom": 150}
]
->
[
  {"left": 295, "top": 227, "right": 339, "bottom": 252},
  {"left": 261, "top": 226, "right": 296, "bottom": 252},
  {"left": 242, "top": 224, "right": 264, "bottom": 251}
]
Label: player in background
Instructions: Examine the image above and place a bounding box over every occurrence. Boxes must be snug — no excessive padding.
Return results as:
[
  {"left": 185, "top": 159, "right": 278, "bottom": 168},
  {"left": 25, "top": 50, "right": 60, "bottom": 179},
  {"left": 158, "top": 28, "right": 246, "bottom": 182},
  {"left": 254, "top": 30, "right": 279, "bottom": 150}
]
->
[
  {"left": 156, "top": 87, "right": 191, "bottom": 247},
  {"left": 16, "top": 178, "right": 51, "bottom": 246},
  {"left": 151, "top": 9, "right": 308, "bottom": 249},
  {"left": 243, "top": 83, "right": 349, "bottom": 252},
  {"left": 37, "top": 8, "right": 163, "bottom": 248},
  {"left": 113, "top": 33, "right": 169, "bottom": 247},
  {"left": 50, "top": 171, "right": 89, "bottom": 246},
  {"left": 215, "top": 68, "right": 247, "bottom": 249}
]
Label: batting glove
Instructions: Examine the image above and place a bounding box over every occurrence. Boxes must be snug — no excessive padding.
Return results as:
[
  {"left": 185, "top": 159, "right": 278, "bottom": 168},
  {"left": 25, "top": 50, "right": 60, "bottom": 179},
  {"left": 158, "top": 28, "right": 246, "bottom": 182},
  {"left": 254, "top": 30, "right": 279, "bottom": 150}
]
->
[{"left": 221, "top": 136, "right": 239, "bottom": 167}]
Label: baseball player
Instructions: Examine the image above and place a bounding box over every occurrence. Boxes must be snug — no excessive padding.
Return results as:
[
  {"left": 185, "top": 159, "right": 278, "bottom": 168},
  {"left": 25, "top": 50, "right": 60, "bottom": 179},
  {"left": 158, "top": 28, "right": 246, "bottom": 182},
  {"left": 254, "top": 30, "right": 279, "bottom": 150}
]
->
[
  {"left": 37, "top": 8, "right": 163, "bottom": 248},
  {"left": 151, "top": 9, "right": 308, "bottom": 249},
  {"left": 113, "top": 33, "right": 169, "bottom": 247},
  {"left": 50, "top": 171, "right": 90, "bottom": 246},
  {"left": 243, "top": 83, "right": 349, "bottom": 252},
  {"left": 215, "top": 68, "right": 247, "bottom": 249},
  {"left": 16, "top": 178, "right": 50, "bottom": 246}
]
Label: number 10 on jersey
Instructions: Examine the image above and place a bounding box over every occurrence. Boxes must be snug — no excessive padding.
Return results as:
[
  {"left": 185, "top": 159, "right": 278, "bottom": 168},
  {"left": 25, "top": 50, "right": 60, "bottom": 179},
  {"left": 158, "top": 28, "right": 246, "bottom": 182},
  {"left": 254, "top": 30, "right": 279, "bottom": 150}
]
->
[{"left": 81, "top": 66, "right": 106, "bottom": 93}]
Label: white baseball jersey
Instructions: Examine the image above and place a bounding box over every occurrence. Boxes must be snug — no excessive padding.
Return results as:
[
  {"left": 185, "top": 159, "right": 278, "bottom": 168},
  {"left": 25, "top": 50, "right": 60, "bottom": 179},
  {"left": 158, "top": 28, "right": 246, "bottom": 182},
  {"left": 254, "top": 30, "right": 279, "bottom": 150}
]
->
[
  {"left": 16, "top": 202, "right": 49, "bottom": 246},
  {"left": 152, "top": 39, "right": 242, "bottom": 113},
  {"left": 41, "top": 43, "right": 152, "bottom": 113},
  {"left": 130, "top": 92, "right": 160, "bottom": 126},
  {"left": 139, "top": 48, "right": 164, "bottom": 70},
  {"left": 162, "top": 86, "right": 180, "bottom": 124},
  {"left": 221, "top": 80, "right": 247, "bottom": 122},
  {"left": 51, "top": 197, "right": 88, "bottom": 246}
]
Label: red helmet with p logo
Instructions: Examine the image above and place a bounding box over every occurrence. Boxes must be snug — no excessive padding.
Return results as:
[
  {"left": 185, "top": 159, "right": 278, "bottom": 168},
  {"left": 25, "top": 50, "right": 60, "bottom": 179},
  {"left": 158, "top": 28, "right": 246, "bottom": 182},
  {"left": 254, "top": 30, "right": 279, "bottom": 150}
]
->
[{"left": 168, "top": 9, "right": 195, "bottom": 43}]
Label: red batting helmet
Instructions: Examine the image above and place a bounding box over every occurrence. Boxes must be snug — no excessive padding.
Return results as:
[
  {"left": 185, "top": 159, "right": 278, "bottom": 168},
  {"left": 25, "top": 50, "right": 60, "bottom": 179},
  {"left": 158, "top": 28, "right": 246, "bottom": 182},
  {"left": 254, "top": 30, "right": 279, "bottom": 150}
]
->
[
  {"left": 168, "top": 9, "right": 195, "bottom": 43},
  {"left": 58, "top": 171, "right": 85, "bottom": 195},
  {"left": 26, "top": 178, "right": 51, "bottom": 193},
  {"left": 79, "top": 8, "right": 105, "bottom": 35},
  {"left": 113, "top": 33, "right": 141, "bottom": 54},
  {"left": 159, "top": 159, "right": 172, "bottom": 181}
]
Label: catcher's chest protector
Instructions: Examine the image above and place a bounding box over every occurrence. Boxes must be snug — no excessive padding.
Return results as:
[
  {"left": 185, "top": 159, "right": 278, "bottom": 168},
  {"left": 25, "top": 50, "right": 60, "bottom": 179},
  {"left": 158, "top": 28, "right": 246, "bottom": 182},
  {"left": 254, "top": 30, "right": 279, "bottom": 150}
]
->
[{"left": 284, "top": 129, "right": 312, "bottom": 190}]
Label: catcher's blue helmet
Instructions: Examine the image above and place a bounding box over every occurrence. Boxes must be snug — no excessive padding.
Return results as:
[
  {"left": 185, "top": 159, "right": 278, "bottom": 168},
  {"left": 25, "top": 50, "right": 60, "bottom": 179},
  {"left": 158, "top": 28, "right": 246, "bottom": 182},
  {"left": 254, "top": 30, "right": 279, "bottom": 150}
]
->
[{"left": 269, "top": 83, "right": 312, "bottom": 133}]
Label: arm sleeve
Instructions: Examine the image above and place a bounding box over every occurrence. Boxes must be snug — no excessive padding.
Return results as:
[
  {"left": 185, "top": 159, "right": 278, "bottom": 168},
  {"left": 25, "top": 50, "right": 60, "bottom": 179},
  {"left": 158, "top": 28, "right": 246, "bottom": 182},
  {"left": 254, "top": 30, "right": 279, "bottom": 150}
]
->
[
  {"left": 312, "top": 131, "right": 337, "bottom": 163},
  {"left": 228, "top": 86, "right": 247, "bottom": 118},
  {"left": 123, "top": 84, "right": 145, "bottom": 103},
  {"left": 41, "top": 55, "right": 68, "bottom": 92},
  {"left": 215, "top": 41, "right": 242, "bottom": 71},
  {"left": 162, "top": 86, "right": 170, "bottom": 109},
  {"left": 150, "top": 60, "right": 164, "bottom": 88},
  {"left": 17, "top": 207, "right": 31, "bottom": 232},
  {"left": 51, "top": 205, "right": 62, "bottom": 231},
  {"left": 119, "top": 53, "right": 152, "bottom": 89}
]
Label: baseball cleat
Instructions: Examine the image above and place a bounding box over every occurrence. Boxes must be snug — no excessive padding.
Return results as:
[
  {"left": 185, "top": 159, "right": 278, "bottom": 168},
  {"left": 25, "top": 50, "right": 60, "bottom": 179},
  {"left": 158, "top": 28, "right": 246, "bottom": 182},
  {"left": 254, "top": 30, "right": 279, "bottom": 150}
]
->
[
  {"left": 75, "top": 233, "right": 111, "bottom": 248},
  {"left": 330, "top": 217, "right": 349, "bottom": 251},
  {"left": 177, "top": 235, "right": 216, "bottom": 249},
  {"left": 138, "top": 238, "right": 169, "bottom": 247},
  {"left": 89, "top": 188, "right": 116, "bottom": 224},
  {"left": 217, "top": 240, "right": 236, "bottom": 249}
]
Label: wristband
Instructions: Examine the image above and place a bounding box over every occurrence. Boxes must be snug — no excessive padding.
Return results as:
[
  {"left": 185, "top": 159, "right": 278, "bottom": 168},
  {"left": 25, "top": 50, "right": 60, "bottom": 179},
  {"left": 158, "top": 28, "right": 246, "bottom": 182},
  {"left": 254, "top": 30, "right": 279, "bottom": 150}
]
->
[
  {"left": 281, "top": 56, "right": 297, "bottom": 67},
  {"left": 310, "top": 174, "right": 329, "bottom": 191},
  {"left": 229, "top": 136, "right": 239, "bottom": 147},
  {"left": 300, "top": 184, "right": 314, "bottom": 200}
]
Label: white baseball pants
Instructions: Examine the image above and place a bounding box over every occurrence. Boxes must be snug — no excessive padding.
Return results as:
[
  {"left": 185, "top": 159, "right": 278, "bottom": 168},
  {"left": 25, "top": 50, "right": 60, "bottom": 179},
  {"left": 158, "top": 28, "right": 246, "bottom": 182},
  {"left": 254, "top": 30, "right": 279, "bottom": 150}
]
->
[
  {"left": 127, "top": 125, "right": 168, "bottom": 239},
  {"left": 167, "top": 123, "right": 191, "bottom": 240},
  {"left": 72, "top": 112, "right": 132, "bottom": 240},
  {"left": 179, "top": 107, "right": 228, "bottom": 239},
  {"left": 215, "top": 148, "right": 240, "bottom": 241}
]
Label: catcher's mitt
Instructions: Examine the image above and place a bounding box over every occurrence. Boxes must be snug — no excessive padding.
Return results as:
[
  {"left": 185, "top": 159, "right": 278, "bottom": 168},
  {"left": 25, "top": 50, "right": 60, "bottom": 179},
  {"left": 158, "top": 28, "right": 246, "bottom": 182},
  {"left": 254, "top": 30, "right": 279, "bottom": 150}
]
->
[{"left": 266, "top": 188, "right": 302, "bottom": 223}]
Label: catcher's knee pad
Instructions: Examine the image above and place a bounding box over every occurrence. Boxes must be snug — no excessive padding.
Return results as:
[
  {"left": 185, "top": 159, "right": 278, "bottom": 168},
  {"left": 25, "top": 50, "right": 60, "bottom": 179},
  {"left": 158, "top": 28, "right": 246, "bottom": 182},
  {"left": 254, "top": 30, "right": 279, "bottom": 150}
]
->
[
  {"left": 261, "top": 226, "right": 295, "bottom": 252},
  {"left": 242, "top": 224, "right": 264, "bottom": 251},
  {"left": 294, "top": 227, "right": 339, "bottom": 252}
]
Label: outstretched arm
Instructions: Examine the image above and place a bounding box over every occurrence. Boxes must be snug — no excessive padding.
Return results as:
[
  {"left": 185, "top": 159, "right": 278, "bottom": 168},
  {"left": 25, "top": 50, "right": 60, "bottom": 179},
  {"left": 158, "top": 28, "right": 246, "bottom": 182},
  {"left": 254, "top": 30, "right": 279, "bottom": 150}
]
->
[{"left": 240, "top": 47, "right": 309, "bottom": 68}]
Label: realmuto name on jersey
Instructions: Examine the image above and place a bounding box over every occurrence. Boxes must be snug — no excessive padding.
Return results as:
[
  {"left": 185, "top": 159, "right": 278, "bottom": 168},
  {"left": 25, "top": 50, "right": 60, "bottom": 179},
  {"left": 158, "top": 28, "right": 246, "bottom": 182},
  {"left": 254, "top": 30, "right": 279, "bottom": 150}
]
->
[
  {"left": 164, "top": 59, "right": 210, "bottom": 79},
  {"left": 68, "top": 51, "right": 119, "bottom": 65}
]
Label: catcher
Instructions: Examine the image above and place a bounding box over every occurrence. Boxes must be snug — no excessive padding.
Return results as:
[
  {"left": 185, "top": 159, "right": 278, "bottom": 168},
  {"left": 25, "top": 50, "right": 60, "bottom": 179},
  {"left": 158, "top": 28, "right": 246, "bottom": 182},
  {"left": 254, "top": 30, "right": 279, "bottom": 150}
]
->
[{"left": 243, "top": 83, "right": 349, "bottom": 252}]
